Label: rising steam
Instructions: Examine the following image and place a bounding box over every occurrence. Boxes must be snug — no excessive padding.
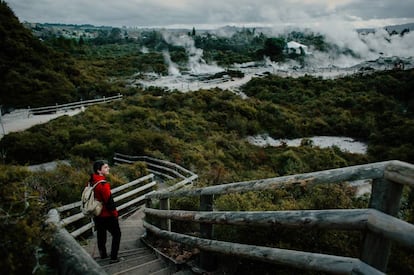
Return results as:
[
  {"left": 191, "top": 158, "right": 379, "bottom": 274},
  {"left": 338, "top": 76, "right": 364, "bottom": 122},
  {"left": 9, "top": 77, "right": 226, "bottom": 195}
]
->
[{"left": 162, "top": 32, "right": 224, "bottom": 75}]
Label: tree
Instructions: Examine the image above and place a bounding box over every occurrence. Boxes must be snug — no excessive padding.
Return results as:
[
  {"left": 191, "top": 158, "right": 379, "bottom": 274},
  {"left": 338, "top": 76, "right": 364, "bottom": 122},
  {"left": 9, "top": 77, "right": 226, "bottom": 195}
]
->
[
  {"left": 263, "top": 38, "right": 286, "bottom": 61},
  {"left": 109, "top": 28, "right": 122, "bottom": 42}
]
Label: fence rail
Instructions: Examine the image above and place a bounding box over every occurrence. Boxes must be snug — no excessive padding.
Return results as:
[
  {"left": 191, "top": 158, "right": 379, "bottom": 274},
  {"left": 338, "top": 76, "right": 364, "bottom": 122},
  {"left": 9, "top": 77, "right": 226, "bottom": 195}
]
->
[
  {"left": 56, "top": 173, "right": 155, "bottom": 238},
  {"left": 143, "top": 221, "right": 383, "bottom": 275},
  {"left": 29, "top": 94, "right": 123, "bottom": 115},
  {"left": 44, "top": 157, "right": 414, "bottom": 274},
  {"left": 144, "top": 160, "right": 414, "bottom": 274},
  {"left": 44, "top": 155, "right": 197, "bottom": 275},
  {"left": 114, "top": 153, "right": 196, "bottom": 179},
  {"left": 114, "top": 153, "right": 198, "bottom": 191}
]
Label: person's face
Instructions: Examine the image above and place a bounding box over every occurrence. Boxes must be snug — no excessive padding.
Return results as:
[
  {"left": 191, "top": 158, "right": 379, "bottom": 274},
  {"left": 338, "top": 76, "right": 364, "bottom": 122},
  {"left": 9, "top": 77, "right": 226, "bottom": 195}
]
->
[{"left": 98, "top": 164, "right": 110, "bottom": 176}]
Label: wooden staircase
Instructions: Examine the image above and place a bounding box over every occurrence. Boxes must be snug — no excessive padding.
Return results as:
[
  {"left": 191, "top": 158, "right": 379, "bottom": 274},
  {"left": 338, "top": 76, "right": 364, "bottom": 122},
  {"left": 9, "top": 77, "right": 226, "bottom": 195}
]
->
[
  {"left": 45, "top": 159, "right": 414, "bottom": 274},
  {"left": 82, "top": 208, "right": 194, "bottom": 275}
]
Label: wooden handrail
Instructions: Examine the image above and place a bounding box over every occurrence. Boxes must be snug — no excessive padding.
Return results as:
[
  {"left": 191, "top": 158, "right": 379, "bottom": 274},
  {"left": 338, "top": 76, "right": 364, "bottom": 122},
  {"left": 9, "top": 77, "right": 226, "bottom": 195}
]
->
[
  {"left": 114, "top": 153, "right": 197, "bottom": 181},
  {"left": 144, "top": 160, "right": 414, "bottom": 274},
  {"left": 45, "top": 157, "right": 414, "bottom": 274},
  {"left": 44, "top": 155, "right": 198, "bottom": 275},
  {"left": 45, "top": 209, "right": 107, "bottom": 274},
  {"left": 143, "top": 221, "right": 384, "bottom": 275},
  {"left": 147, "top": 160, "right": 389, "bottom": 199},
  {"left": 57, "top": 173, "right": 156, "bottom": 237},
  {"left": 28, "top": 94, "right": 122, "bottom": 115},
  {"left": 144, "top": 208, "right": 414, "bottom": 248}
]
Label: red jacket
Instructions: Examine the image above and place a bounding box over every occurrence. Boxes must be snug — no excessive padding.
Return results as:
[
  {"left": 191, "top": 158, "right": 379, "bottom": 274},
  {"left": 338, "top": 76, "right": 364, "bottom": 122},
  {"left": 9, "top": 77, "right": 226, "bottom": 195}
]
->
[{"left": 90, "top": 174, "right": 118, "bottom": 217}]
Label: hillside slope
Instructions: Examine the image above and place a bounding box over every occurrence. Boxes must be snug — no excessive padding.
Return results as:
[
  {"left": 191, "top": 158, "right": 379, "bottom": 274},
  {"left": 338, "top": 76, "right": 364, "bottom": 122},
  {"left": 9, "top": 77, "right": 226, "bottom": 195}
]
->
[{"left": 0, "top": 2, "right": 84, "bottom": 110}]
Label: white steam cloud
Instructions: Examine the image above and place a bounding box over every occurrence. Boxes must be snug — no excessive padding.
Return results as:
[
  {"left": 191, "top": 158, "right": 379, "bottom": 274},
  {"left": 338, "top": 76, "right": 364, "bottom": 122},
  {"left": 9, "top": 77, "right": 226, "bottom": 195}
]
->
[
  {"left": 310, "top": 19, "right": 414, "bottom": 68},
  {"left": 162, "top": 32, "right": 224, "bottom": 75},
  {"left": 162, "top": 51, "right": 181, "bottom": 76}
]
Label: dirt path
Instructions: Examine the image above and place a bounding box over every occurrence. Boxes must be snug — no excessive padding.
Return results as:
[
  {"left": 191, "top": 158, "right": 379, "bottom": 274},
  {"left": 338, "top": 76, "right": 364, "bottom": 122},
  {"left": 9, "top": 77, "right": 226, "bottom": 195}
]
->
[{"left": 0, "top": 108, "right": 82, "bottom": 138}]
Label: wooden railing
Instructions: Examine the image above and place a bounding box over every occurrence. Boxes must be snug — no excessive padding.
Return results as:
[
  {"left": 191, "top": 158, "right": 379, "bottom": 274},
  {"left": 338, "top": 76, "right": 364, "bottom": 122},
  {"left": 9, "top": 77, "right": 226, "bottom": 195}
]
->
[
  {"left": 55, "top": 173, "right": 156, "bottom": 238},
  {"left": 114, "top": 152, "right": 198, "bottom": 191},
  {"left": 28, "top": 94, "right": 122, "bottom": 116},
  {"left": 144, "top": 160, "right": 414, "bottom": 274},
  {"left": 45, "top": 173, "right": 156, "bottom": 275},
  {"left": 44, "top": 155, "right": 197, "bottom": 275}
]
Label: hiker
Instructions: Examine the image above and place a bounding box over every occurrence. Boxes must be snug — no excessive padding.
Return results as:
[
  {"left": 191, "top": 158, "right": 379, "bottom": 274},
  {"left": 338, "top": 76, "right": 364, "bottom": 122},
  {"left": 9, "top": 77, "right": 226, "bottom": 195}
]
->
[{"left": 90, "top": 160, "right": 121, "bottom": 263}]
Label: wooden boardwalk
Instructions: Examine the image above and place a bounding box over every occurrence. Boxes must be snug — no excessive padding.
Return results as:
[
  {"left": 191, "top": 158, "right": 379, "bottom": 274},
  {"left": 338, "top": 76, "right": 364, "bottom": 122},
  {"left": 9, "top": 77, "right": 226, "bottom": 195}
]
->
[{"left": 82, "top": 208, "right": 194, "bottom": 275}]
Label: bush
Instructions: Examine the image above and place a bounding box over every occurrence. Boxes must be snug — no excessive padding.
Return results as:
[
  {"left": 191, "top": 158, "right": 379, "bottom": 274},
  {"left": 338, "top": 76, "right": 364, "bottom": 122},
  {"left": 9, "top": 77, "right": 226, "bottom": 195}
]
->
[{"left": 0, "top": 165, "right": 45, "bottom": 274}]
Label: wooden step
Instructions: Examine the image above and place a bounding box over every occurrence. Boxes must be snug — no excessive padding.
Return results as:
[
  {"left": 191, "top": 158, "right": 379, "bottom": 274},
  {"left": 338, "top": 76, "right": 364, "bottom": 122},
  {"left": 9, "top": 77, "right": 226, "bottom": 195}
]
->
[
  {"left": 150, "top": 267, "right": 171, "bottom": 275},
  {"left": 95, "top": 247, "right": 152, "bottom": 262},
  {"left": 102, "top": 254, "right": 159, "bottom": 274},
  {"left": 83, "top": 234, "right": 145, "bottom": 255},
  {"left": 110, "top": 258, "right": 168, "bottom": 275}
]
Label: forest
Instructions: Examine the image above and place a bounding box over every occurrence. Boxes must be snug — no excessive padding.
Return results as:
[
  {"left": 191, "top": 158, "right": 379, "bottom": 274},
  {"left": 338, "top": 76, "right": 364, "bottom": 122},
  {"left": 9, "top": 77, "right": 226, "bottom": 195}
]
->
[{"left": 1, "top": 2, "right": 414, "bottom": 274}]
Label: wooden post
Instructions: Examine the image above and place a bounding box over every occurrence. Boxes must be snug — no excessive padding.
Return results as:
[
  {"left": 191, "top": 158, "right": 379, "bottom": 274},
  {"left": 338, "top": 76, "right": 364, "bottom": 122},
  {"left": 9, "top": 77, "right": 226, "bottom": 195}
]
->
[
  {"left": 361, "top": 178, "right": 403, "bottom": 272},
  {"left": 159, "top": 198, "right": 171, "bottom": 231},
  {"left": 199, "top": 194, "right": 216, "bottom": 271},
  {"left": 144, "top": 198, "right": 154, "bottom": 239},
  {"left": 45, "top": 209, "right": 106, "bottom": 274},
  {"left": 145, "top": 198, "right": 152, "bottom": 209}
]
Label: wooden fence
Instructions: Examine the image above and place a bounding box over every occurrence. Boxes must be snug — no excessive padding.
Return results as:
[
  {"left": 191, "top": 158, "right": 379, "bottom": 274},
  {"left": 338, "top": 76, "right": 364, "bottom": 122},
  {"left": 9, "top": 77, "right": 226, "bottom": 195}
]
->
[
  {"left": 28, "top": 94, "right": 123, "bottom": 116},
  {"left": 114, "top": 152, "right": 198, "bottom": 191},
  {"left": 45, "top": 173, "right": 156, "bottom": 275},
  {"left": 55, "top": 173, "right": 156, "bottom": 238},
  {"left": 144, "top": 160, "right": 414, "bottom": 274},
  {"left": 44, "top": 155, "right": 197, "bottom": 274}
]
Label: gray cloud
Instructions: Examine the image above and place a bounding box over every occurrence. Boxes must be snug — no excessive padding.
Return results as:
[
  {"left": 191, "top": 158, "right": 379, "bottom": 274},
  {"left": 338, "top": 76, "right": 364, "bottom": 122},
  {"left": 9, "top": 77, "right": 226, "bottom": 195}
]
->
[{"left": 6, "top": 0, "right": 414, "bottom": 28}]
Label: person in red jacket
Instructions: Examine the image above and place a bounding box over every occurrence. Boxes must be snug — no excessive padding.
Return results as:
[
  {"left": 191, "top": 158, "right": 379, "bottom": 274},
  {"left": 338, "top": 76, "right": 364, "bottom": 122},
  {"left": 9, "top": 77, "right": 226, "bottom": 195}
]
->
[{"left": 90, "top": 160, "right": 121, "bottom": 263}]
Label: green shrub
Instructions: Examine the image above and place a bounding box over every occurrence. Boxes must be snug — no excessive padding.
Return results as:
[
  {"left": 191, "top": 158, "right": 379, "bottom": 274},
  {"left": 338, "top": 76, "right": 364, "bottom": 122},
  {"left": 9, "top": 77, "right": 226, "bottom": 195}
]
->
[
  {"left": 70, "top": 139, "right": 108, "bottom": 160},
  {"left": 0, "top": 165, "right": 45, "bottom": 274}
]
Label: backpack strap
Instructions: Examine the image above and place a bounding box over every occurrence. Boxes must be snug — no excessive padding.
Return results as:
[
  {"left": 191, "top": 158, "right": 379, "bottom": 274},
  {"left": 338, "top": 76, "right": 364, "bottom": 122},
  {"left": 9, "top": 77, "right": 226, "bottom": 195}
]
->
[
  {"left": 91, "top": 180, "right": 106, "bottom": 188},
  {"left": 91, "top": 180, "right": 108, "bottom": 207}
]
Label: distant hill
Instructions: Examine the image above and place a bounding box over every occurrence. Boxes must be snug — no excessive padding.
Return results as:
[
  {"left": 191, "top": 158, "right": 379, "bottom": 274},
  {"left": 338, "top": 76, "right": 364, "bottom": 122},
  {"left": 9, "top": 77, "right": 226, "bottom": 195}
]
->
[
  {"left": 357, "top": 22, "right": 414, "bottom": 34},
  {"left": 0, "top": 2, "right": 80, "bottom": 111},
  {"left": 384, "top": 22, "right": 414, "bottom": 33}
]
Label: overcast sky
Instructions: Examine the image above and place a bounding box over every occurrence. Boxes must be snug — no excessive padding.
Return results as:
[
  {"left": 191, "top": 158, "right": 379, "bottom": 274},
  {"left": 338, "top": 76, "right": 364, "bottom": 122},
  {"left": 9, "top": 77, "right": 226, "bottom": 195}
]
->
[{"left": 6, "top": 0, "right": 414, "bottom": 30}]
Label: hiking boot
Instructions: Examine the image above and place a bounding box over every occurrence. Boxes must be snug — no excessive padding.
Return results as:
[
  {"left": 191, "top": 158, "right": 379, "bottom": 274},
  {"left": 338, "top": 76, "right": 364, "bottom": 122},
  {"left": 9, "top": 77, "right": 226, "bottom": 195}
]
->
[{"left": 109, "top": 257, "right": 123, "bottom": 264}]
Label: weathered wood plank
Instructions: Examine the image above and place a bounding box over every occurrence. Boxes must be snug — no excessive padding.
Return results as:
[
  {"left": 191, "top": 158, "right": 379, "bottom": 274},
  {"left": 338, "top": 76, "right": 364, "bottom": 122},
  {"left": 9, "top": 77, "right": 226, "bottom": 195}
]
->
[
  {"left": 367, "top": 209, "right": 414, "bottom": 248},
  {"left": 159, "top": 198, "right": 171, "bottom": 231},
  {"left": 147, "top": 161, "right": 389, "bottom": 199},
  {"left": 116, "top": 192, "right": 154, "bottom": 211},
  {"left": 56, "top": 174, "right": 154, "bottom": 213},
  {"left": 70, "top": 222, "right": 94, "bottom": 238},
  {"left": 114, "top": 153, "right": 196, "bottom": 178},
  {"left": 199, "top": 194, "right": 216, "bottom": 271},
  {"left": 60, "top": 212, "right": 85, "bottom": 227},
  {"left": 384, "top": 160, "right": 414, "bottom": 187},
  {"left": 144, "top": 162, "right": 187, "bottom": 179},
  {"left": 56, "top": 201, "right": 81, "bottom": 212},
  {"left": 362, "top": 177, "right": 404, "bottom": 271},
  {"left": 111, "top": 173, "right": 154, "bottom": 194},
  {"left": 144, "top": 208, "right": 368, "bottom": 230},
  {"left": 147, "top": 168, "right": 176, "bottom": 180},
  {"left": 143, "top": 221, "right": 383, "bottom": 275},
  {"left": 114, "top": 181, "right": 156, "bottom": 202},
  {"left": 161, "top": 174, "right": 198, "bottom": 193},
  {"left": 46, "top": 209, "right": 107, "bottom": 275},
  {"left": 144, "top": 208, "right": 414, "bottom": 247}
]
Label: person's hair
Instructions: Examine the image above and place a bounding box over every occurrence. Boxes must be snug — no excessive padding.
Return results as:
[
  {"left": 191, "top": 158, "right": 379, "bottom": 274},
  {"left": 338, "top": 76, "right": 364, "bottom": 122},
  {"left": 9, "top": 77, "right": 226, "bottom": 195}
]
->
[{"left": 93, "top": 160, "right": 108, "bottom": 174}]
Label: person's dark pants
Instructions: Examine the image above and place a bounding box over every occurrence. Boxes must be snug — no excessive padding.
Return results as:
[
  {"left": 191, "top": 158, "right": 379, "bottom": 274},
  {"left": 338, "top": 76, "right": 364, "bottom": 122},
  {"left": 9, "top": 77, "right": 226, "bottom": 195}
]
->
[{"left": 94, "top": 216, "right": 121, "bottom": 260}]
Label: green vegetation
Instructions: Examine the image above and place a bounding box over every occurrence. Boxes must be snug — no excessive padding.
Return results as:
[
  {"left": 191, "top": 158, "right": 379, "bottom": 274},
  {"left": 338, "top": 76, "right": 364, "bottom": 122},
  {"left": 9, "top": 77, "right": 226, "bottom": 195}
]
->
[
  {"left": 0, "top": 158, "right": 148, "bottom": 274},
  {"left": 1, "top": 0, "right": 354, "bottom": 112},
  {"left": 0, "top": 2, "right": 126, "bottom": 110},
  {"left": 2, "top": 69, "right": 413, "bottom": 167},
  {"left": 1, "top": 2, "right": 414, "bottom": 274}
]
